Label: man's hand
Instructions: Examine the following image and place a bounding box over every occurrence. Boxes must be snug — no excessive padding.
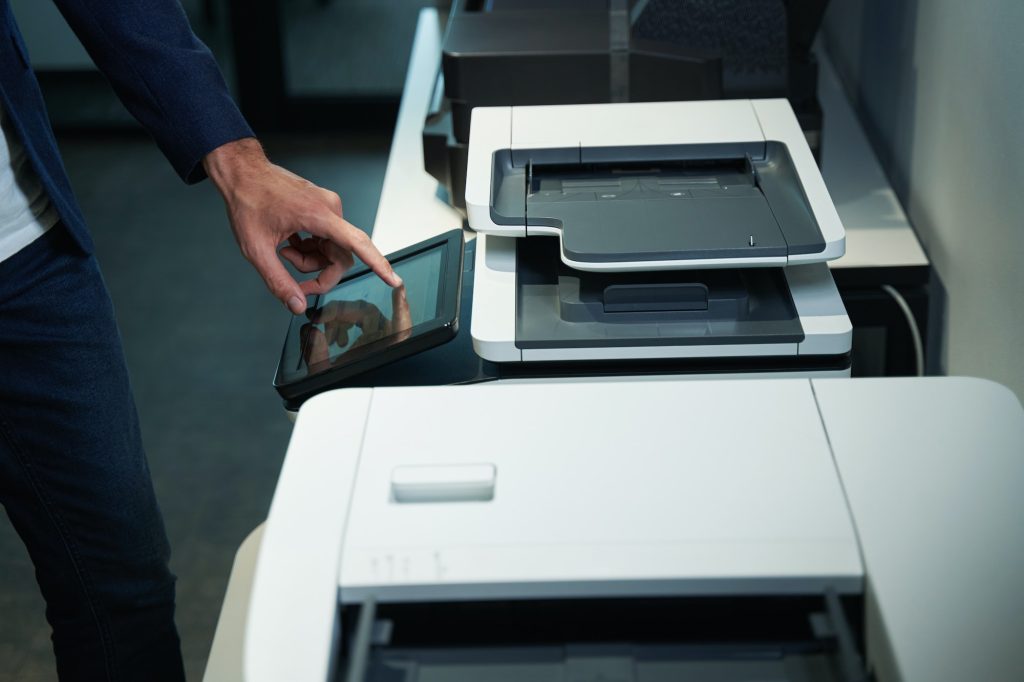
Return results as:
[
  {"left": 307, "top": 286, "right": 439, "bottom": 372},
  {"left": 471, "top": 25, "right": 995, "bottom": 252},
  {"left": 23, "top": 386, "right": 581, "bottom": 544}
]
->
[{"left": 203, "top": 137, "right": 401, "bottom": 314}]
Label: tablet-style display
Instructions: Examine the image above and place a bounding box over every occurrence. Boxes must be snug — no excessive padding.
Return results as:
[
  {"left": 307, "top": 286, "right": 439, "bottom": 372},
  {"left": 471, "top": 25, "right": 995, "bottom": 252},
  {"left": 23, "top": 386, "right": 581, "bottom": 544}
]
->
[
  {"left": 301, "top": 246, "right": 443, "bottom": 369},
  {"left": 274, "top": 230, "right": 463, "bottom": 402}
]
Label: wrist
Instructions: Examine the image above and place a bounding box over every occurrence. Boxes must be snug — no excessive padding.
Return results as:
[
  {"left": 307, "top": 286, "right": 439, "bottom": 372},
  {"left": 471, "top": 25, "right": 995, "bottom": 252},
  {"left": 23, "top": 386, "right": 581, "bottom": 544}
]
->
[{"left": 203, "top": 137, "right": 268, "bottom": 193}]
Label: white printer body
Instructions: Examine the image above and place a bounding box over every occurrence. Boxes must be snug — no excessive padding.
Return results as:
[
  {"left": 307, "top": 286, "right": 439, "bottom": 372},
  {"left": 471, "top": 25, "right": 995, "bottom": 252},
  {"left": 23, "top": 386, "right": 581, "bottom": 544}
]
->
[
  {"left": 238, "top": 102, "right": 1024, "bottom": 682},
  {"left": 244, "top": 377, "right": 1024, "bottom": 682},
  {"left": 465, "top": 100, "right": 853, "bottom": 369}
]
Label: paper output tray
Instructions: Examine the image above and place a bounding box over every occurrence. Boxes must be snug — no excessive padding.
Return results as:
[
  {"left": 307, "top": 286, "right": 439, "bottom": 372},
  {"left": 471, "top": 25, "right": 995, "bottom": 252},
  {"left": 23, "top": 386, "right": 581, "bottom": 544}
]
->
[
  {"left": 514, "top": 237, "right": 805, "bottom": 350},
  {"left": 490, "top": 143, "right": 826, "bottom": 269},
  {"left": 342, "top": 594, "right": 866, "bottom": 682}
]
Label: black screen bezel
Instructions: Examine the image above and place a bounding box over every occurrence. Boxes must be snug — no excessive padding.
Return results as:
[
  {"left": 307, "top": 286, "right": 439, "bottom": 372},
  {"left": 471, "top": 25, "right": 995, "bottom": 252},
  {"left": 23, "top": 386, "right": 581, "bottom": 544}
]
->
[{"left": 273, "top": 229, "right": 464, "bottom": 401}]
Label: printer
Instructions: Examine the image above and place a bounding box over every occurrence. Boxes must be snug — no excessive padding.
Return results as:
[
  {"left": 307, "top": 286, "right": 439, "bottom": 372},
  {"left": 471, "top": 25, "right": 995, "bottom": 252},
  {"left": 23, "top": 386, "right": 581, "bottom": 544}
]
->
[
  {"left": 466, "top": 98, "right": 853, "bottom": 374},
  {"left": 242, "top": 377, "right": 1024, "bottom": 681},
  {"left": 270, "top": 99, "right": 852, "bottom": 412},
  {"left": 424, "top": 0, "right": 831, "bottom": 211}
]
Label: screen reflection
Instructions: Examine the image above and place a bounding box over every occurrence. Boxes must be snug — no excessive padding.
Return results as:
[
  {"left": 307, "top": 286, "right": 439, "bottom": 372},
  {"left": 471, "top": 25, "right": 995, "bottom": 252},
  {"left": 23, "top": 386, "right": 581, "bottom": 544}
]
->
[{"left": 294, "top": 246, "right": 444, "bottom": 374}]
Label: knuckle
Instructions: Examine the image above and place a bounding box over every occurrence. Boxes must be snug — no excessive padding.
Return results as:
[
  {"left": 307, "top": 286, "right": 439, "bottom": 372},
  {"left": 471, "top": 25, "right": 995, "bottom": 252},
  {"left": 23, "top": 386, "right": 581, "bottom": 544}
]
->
[
  {"left": 266, "top": 276, "right": 291, "bottom": 297},
  {"left": 239, "top": 241, "right": 257, "bottom": 263},
  {"left": 311, "top": 206, "right": 339, "bottom": 230}
]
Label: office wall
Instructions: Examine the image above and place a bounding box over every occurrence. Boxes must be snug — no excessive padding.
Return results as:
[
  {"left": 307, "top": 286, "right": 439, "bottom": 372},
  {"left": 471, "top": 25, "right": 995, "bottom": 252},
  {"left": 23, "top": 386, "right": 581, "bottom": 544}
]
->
[{"left": 823, "top": 0, "right": 1024, "bottom": 399}]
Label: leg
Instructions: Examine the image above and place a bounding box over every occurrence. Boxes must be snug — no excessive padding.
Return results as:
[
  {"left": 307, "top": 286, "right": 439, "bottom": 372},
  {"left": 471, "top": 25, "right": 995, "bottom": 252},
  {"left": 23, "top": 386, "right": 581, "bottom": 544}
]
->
[{"left": 0, "top": 226, "right": 185, "bottom": 681}]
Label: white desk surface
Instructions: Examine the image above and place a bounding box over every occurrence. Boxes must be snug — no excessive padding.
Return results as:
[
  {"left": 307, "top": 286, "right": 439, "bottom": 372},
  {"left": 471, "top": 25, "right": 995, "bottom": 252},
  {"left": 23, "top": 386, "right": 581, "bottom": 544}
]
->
[
  {"left": 816, "top": 53, "right": 929, "bottom": 270},
  {"left": 370, "top": 10, "right": 929, "bottom": 271},
  {"left": 203, "top": 525, "right": 263, "bottom": 682},
  {"left": 370, "top": 9, "right": 463, "bottom": 256}
]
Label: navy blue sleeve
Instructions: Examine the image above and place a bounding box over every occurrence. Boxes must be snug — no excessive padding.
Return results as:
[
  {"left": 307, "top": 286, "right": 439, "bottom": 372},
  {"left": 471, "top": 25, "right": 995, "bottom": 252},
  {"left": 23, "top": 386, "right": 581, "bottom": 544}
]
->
[{"left": 52, "top": 0, "right": 255, "bottom": 184}]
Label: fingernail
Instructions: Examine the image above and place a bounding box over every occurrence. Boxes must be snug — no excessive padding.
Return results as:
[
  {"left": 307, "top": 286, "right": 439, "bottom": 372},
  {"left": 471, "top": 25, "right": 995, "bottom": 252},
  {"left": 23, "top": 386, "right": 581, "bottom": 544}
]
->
[
  {"left": 391, "top": 272, "right": 403, "bottom": 287},
  {"left": 288, "top": 296, "right": 305, "bottom": 314}
]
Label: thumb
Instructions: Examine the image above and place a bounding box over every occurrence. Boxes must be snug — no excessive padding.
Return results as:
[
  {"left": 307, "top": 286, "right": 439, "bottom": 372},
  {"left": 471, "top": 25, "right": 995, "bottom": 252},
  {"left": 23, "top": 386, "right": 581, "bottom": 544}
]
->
[{"left": 249, "top": 245, "right": 306, "bottom": 314}]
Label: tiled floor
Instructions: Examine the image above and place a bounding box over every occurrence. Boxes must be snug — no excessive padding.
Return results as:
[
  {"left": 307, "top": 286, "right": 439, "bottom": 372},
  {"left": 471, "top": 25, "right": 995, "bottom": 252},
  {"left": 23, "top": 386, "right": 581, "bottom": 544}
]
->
[{"left": 0, "top": 131, "right": 390, "bottom": 681}]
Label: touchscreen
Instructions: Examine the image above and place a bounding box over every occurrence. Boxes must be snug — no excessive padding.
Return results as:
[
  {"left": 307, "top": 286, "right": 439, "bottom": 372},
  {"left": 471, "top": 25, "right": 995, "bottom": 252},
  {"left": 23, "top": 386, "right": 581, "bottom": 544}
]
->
[{"left": 281, "top": 245, "right": 445, "bottom": 381}]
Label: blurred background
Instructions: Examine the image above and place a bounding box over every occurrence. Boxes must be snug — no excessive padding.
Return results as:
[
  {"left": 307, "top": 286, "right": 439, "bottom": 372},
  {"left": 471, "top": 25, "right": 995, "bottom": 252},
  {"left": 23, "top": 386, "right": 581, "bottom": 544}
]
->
[{"left": 14, "top": 0, "right": 436, "bottom": 129}]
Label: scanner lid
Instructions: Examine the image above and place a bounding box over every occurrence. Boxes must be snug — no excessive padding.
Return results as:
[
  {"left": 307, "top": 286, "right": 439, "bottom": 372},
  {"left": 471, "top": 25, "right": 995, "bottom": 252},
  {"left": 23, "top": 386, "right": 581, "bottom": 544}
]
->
[{"left": 465, "top": 100, "right": 846, "bottom": 272}]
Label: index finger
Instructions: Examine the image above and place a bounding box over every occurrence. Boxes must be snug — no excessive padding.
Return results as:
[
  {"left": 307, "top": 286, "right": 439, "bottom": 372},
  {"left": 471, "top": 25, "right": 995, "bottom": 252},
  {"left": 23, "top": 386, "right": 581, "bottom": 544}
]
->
[{"left": 311, "top": 214, "right": 402, "bottom": 288}]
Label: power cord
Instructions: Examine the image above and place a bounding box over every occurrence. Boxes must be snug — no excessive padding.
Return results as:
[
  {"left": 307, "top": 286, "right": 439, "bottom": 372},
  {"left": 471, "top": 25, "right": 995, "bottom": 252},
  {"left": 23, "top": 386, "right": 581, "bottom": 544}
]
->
[{"left": 881, "top": 284, "right": 924, "bottom": 376}]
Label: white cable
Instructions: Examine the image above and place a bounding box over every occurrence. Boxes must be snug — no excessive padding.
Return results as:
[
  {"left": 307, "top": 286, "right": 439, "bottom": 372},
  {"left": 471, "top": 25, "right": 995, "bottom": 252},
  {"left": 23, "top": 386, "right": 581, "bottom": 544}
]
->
[{"left": 881, "top": 284, "right": 924, "bottom": 377}]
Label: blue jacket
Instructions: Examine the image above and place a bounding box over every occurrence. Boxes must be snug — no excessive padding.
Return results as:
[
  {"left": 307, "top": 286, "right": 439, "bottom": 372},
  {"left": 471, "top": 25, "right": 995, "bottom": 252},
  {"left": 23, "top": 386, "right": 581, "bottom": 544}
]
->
[{"left": 0, "top": 0, "right": 253, "bottom": 254}]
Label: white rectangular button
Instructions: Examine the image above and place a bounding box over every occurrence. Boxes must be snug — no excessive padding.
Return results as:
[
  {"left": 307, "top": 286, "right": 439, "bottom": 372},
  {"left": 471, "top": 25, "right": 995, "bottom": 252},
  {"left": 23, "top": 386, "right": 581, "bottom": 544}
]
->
[{"left": 390, "top": 464, "right": 496, "bottom": 503}]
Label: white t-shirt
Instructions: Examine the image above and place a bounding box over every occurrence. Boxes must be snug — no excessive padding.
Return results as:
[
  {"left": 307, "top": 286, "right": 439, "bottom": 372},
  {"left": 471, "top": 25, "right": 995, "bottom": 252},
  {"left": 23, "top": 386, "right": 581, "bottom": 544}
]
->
[{"left": 0, "top": 106, "right": 59, "bottom": 262}]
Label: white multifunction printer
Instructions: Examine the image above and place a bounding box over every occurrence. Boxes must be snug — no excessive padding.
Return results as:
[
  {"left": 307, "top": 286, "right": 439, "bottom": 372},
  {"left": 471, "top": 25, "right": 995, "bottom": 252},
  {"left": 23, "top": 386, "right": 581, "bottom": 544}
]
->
[
  {"left": 244, "top": 100, "right": 1024, "bottom": 682},
  {"left": 243, "top": 378, "right": 1024, "bottom": 682},
  {"left": 466, "top": 99, "right": 852, "bottom": 373}
]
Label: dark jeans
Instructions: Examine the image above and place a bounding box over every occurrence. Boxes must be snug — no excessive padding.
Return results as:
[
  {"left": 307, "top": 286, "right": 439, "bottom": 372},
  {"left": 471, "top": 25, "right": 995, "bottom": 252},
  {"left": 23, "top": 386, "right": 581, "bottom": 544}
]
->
[{"left": 0, "top": 225, "right": 185, "bottom": 681}]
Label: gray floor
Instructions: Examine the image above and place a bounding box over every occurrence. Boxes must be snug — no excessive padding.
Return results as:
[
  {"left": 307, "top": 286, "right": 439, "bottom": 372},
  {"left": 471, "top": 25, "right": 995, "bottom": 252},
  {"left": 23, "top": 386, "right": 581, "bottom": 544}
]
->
[{"left": 0, "top": 131, "right": 390, "bottom": 681}]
